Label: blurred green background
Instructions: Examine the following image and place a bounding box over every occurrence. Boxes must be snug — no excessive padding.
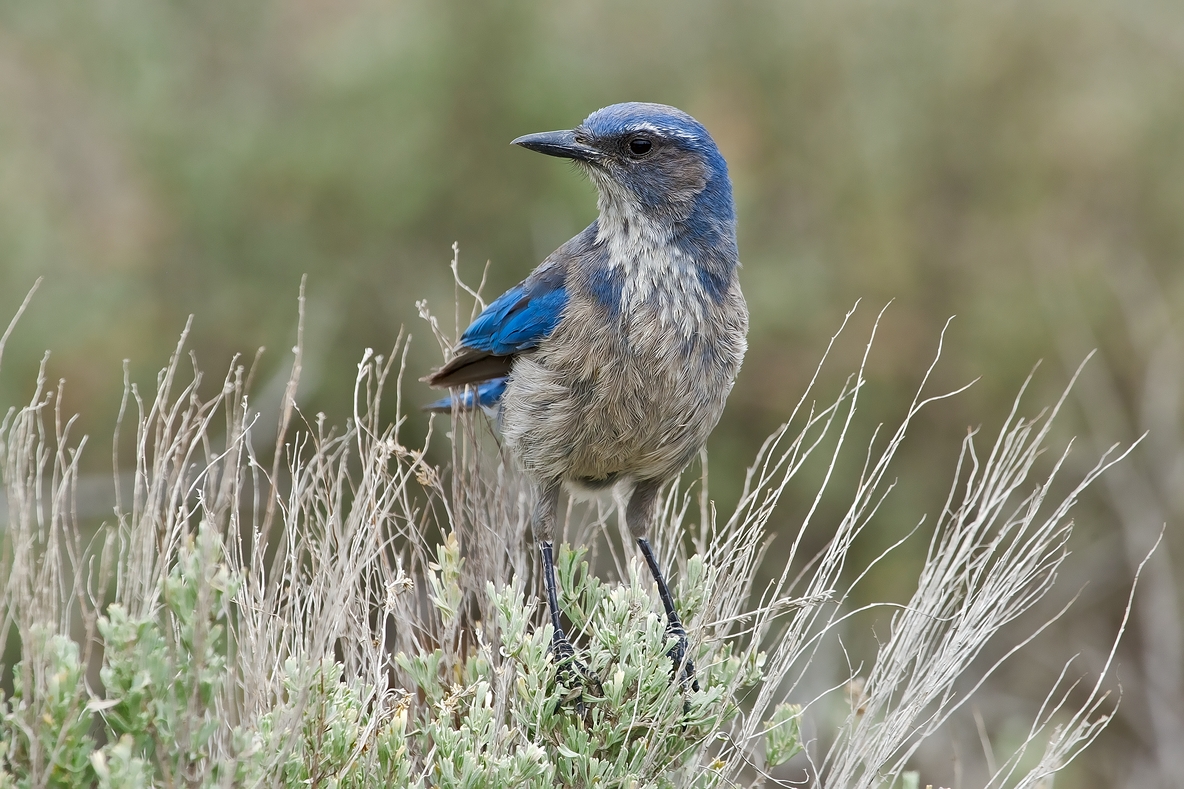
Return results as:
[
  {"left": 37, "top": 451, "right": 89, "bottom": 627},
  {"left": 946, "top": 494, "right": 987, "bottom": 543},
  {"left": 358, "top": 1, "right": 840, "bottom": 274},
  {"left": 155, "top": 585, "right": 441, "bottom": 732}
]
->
[{"left": 1, "top": 1, "right": 1182, "bottom": 786}]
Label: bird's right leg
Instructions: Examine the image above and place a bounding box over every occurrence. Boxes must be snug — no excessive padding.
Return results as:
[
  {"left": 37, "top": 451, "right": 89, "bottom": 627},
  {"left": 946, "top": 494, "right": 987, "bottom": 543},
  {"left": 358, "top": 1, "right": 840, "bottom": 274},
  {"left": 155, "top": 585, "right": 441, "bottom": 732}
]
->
[{"left": 533, "top": 483, "right": 597, "bottom": 691}]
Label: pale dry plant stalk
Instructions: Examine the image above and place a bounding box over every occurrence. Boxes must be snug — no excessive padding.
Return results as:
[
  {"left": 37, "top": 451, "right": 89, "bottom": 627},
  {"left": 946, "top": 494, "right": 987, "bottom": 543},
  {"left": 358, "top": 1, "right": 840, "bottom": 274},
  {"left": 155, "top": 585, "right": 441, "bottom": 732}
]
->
[
  {"left": 616, "top": 312, "right": 1141, "bottom": 788},
  {"left": 0, "top": 284, "right": 447, "bottom": 784},
  {"left": 0, "top": 282, "right": 104, "bottom": 787},
  {"left": 1036, "top": 252, "right": 1184, "bottom": 786},
  {"left": 0, "top": 274, "right": 1139, "bottom": 788},
  {"left": 815, "top": 359, "right": 1143, "bottom": 789}
]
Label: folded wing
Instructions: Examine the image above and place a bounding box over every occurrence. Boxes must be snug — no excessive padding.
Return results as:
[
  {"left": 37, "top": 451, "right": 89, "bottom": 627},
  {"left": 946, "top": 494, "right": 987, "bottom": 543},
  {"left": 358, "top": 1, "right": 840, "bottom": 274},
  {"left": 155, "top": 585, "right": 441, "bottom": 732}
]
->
[{"left": 425, "top": 264, "right": 567, "bottom": 409}]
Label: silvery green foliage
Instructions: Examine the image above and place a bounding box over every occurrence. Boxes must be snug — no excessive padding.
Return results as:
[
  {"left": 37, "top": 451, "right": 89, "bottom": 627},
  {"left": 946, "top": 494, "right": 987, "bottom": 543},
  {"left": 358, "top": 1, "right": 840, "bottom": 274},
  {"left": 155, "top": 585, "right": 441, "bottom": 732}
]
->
[
  {"left": 396, "top": 546, "right": 761, "bottom": 789},
  {"left": 1, "top": 630, "right": 95, "bottom": 787},
  {"left": 0, "top": 521, "right": 756, "bottom": 788},
  {"left": 765, "top": 704, "right": 805, "bottom": 768},
  {"left": 96, "top": 527, "right": 237, "bottom": 785},
  {"left": 0, "top": 290, "right": 1134, "bottom": 788}
]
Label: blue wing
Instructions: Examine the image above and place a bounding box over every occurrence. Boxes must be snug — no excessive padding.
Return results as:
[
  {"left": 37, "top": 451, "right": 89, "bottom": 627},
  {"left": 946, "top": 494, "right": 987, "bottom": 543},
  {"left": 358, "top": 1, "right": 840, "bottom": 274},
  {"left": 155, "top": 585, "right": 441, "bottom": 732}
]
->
[
  {"left": 424, "top": 262, "right": 568, "bottom": 401},
  {"left": 460, "top": 280, "right": 567, "bottom": 356}
]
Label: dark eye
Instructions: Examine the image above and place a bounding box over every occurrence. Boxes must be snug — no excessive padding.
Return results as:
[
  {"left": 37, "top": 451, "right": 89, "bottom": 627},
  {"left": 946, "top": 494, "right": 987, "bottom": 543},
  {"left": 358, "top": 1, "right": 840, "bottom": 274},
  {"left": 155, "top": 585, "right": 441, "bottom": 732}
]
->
[{"left": 627, "top": 137, "right": 653, "bottom": 156}]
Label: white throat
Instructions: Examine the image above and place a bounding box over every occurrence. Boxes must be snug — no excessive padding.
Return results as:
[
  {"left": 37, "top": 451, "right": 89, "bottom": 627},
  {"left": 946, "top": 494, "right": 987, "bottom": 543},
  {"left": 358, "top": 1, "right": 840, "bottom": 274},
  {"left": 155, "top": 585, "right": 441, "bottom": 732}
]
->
[{"left": 595, "top": 194, "right": 708, "bottom": 335}]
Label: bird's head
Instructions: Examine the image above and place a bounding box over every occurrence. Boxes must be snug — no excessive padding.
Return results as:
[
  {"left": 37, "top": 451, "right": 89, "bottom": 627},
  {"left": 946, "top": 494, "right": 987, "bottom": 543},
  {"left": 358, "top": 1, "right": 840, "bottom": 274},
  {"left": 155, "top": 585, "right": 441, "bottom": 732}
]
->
[{"left": 512, "top": 102, "right": 733, "bottom": 229}]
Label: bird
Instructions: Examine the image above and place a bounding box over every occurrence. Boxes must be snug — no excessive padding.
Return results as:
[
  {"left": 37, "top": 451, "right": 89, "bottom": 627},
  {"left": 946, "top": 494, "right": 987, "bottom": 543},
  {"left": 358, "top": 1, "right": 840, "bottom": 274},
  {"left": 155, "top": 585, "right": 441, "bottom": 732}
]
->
[{"left": 425, "top": 102, "right": 747, "bottom": 693}]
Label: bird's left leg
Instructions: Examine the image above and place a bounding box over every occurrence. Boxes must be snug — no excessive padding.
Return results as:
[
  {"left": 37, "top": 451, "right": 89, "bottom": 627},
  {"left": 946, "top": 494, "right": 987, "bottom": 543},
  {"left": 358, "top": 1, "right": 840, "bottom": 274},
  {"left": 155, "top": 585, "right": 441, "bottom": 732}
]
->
[{"left": 628, "top": 480, "right": 700, "bottom": 692}]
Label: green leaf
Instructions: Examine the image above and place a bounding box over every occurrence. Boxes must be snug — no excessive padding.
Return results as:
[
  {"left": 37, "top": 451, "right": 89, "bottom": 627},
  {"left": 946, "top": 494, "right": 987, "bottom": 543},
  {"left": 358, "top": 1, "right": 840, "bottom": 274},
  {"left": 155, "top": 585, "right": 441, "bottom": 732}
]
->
[{"left": 764, "top": 703, "right": 803, "bottom": 767}]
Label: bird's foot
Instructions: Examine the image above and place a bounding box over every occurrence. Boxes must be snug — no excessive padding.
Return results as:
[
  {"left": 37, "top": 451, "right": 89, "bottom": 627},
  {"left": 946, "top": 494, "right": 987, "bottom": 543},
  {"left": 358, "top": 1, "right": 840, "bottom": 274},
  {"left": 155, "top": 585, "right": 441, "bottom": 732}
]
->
[
  {"left": 550, "top": 632, "right": 602, "bottom": 710},
  {"left": 666, "top": 622, "right": 700, "bottom": 693}
]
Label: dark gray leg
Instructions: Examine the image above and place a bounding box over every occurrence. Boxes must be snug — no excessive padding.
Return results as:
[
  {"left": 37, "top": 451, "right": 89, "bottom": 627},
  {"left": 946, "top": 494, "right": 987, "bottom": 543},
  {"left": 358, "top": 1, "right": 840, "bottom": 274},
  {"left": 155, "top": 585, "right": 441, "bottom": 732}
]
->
[
  {"left": 628, "top": 481, "right": 700, "bottom": 692},
  {"left": 533, "top": 483, "right": 596, "bottom": 690},
  {"left": 540, "top": 540, "right": 576, "bottom": 662}
]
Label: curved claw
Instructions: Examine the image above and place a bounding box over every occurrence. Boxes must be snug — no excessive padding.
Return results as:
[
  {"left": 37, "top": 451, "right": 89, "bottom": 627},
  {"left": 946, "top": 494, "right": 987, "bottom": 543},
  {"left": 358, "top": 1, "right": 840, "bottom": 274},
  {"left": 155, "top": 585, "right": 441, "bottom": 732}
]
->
[
  {"left": 666, "top": 623, "right": 700, "bottom": 693},
  {"left": 550, "top": 632, "right": 603, "bottom": 704}
]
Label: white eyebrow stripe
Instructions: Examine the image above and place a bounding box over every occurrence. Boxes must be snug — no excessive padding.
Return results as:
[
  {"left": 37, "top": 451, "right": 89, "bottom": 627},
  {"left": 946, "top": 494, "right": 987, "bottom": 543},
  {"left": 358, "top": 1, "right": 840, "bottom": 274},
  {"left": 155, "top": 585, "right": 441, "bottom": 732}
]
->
[{"left": 628, "top": 121, "right": 698, "bottom": 142}]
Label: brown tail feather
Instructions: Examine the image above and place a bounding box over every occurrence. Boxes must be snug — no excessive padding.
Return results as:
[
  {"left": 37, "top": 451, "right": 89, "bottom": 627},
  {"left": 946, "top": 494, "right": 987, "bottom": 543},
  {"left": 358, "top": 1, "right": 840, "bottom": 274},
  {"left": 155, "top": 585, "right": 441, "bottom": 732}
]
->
[{"left": 424, "top": 350, "right": 513, "bottom": 388}]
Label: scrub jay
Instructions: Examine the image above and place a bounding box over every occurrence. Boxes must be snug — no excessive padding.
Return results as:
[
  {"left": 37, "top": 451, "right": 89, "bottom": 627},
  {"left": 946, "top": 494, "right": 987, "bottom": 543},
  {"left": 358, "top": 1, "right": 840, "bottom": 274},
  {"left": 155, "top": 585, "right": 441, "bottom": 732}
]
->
[{"left": 427, "top": 102, "right": 747, "bottom": 693}]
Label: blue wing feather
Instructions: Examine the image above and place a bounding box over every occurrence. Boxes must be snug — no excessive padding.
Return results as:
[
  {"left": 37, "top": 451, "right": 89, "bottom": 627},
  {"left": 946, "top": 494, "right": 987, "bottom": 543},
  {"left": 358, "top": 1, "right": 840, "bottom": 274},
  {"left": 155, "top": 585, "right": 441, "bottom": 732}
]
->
[
  {"left": 459, "top": 275, "right": 567, "bottom": 356},
  {"left": 425, "top": 377, "right": 508, "bottom": 413}
]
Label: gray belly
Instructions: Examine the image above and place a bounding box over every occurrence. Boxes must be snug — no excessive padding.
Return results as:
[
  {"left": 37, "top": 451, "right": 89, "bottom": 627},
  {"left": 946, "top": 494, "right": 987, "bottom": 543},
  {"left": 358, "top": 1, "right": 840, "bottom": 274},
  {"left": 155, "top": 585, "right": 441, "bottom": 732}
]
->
[{"left": 499, "top": 293, "right": 746, "bottom": 486}]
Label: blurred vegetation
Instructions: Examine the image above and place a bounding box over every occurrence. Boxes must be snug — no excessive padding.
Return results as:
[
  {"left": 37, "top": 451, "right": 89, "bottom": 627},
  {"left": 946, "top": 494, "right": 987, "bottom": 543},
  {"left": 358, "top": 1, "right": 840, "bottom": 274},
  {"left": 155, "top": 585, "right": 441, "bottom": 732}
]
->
[{"left": 1, "top": 1, "right": 1181, "bottom": 786}]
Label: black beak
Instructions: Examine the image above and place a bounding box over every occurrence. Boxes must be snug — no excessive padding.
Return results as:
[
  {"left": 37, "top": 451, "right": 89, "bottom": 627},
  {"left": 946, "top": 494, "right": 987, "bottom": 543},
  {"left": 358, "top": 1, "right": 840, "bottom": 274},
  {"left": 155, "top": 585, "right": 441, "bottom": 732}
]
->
[{"left": 511, "top": 130, "right": 600, "bottom": 162}]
